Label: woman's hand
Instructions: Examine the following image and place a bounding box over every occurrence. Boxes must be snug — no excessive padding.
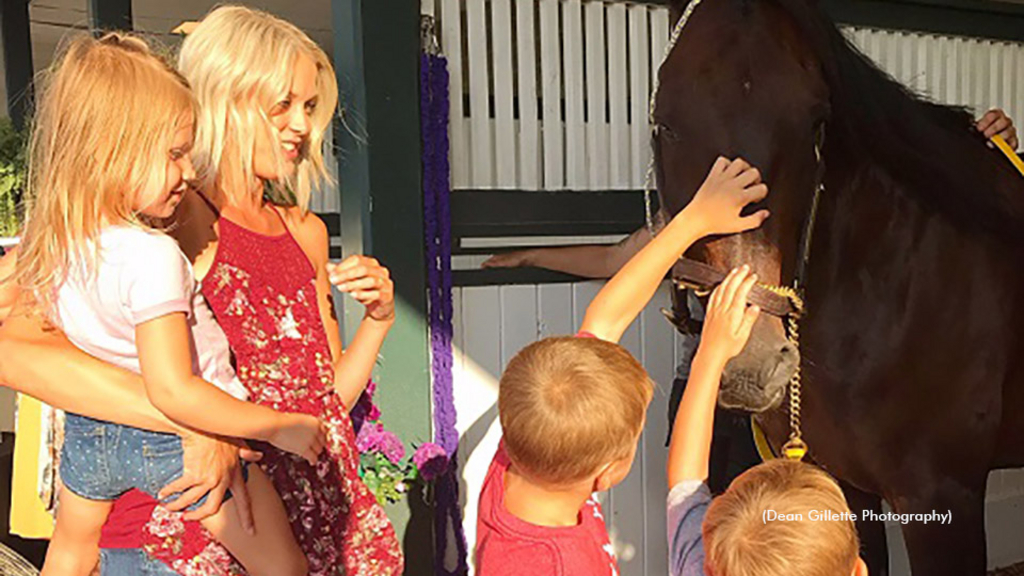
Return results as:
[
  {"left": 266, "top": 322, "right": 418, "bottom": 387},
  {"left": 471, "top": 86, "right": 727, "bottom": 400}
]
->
[
  {"left": 159, "top": 431, "right": 263, "bottom": 533},
  {"left": 977, "top": 108, "right": 1018, "bottom": 151},
  {"left": 683, "top": 157, "right": 770, "bottom": 237},
  {"left": 699, "top": 265, "right": 761, "bottom": 364},
  {"left": 327, "top": 255, "right": 395, "bottom": 323}
]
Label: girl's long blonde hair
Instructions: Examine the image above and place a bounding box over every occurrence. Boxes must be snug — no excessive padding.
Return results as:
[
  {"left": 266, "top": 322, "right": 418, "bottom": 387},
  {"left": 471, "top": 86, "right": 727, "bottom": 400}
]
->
[
  {"left": 178, "top": 5, "right": 338, "bottom": 212},
  {"left": 14, "top": 33, "right": 196, "bottom": 311}
]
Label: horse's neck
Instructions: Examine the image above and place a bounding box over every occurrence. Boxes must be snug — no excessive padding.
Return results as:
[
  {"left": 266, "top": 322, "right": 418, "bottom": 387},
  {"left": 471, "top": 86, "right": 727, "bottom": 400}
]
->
[{"left": 809, "top": 159, "right": 1021, "bottom": 352}]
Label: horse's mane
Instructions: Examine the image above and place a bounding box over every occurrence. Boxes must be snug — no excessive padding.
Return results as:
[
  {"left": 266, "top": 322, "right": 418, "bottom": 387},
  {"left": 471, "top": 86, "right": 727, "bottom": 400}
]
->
[
  {"left": 778, "top": 0, "right": 1024, "bottom": 242},
  {"left": 675, "top": 0, "right": 1024, "bottom": 243}
]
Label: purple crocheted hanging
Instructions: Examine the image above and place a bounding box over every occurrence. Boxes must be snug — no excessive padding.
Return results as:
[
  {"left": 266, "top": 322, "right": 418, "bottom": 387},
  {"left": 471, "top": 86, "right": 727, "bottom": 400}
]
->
[{"left": 422, "top": 51, "right": 469, "bottom": 576}]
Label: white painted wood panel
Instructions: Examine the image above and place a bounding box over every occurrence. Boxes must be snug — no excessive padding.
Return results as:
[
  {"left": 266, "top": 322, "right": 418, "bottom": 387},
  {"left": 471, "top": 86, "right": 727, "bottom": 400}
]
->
[
  {"left": 491, "top": 0, "right": 516, "bottom": 188},
  {"left": 563, "top": 0, "right": 587, "bottom": 189},
  {"left": 540, "top": 0, "right": 564, "bottom": 189},
  {"left": 435, "top": 3, "right": 1022, "bottom": 192}
]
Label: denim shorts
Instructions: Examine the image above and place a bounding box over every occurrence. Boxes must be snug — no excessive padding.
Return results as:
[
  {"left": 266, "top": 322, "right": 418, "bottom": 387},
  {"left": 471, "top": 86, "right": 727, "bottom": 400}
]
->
[
  {"left": 61, "top": 414, "right": 212, "bottom": 509},
  {"left": 100, "top": 548, "right": 178, "bottom": 576}
]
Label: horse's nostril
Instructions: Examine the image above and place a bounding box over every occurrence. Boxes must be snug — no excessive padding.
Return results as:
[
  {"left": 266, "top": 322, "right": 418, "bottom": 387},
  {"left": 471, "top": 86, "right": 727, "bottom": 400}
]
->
[{"left": 780, "top": 344, "right": 796, "bottom": 357}]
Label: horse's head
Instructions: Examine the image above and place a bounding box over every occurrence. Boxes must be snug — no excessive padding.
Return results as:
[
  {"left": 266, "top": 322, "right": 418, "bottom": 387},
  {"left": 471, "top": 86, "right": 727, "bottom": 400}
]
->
[{"left": 656, "top": 0, "right": 831, "bottom": 412}]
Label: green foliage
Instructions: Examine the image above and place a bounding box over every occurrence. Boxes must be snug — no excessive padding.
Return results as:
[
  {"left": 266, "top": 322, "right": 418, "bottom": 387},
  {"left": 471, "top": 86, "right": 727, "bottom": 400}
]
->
[
  {"left": 0, "top": 118, "right": 27, "bottom": 237},
  {"left": 360, "top": 452, "right": 412, "bottom": 506}
]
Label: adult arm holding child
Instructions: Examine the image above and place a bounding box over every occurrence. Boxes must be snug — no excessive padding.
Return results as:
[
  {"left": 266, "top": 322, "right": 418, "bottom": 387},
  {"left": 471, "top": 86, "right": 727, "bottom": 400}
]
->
[{"left": 0, "top": 249, "right": 257, "bottom": 525}]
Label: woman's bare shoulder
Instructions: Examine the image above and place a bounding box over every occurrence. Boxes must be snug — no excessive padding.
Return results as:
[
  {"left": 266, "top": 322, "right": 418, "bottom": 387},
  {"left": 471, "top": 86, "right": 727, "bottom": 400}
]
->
[{"left": 281, "top": 206, "right": 328, "bottom": 265}]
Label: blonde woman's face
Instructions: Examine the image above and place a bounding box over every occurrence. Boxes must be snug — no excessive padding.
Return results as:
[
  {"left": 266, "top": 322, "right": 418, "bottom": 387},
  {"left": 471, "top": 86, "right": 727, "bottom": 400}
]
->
[
  {"left": 253, "top": 53, "right": 319, "bottom": 181},
  {"left": 137, "top": 121, "right": 195, "bottom": 219}
]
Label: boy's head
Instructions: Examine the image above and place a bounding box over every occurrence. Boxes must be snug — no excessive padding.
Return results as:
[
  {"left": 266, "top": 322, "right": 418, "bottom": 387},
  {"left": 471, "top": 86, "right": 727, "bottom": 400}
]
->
[
  {"left": 499, "top": 336, "right": 654, "bottom": 491},
  {"left": 703, "top": 459, "right": 868, "bottom": 576}
]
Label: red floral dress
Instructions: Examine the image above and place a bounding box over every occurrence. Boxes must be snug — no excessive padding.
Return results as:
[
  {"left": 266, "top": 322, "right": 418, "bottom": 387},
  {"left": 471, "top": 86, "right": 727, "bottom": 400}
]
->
[{"left": 140, "top": 213, "right": 404, "bottom": 575}]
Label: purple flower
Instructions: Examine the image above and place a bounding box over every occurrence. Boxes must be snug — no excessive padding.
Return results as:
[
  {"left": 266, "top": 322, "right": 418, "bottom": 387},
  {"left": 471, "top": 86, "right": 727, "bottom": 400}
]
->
[
  {"left": 378, "top": 430, "right": 406, "bottom": 463},
  {"left": 413, "top": 443, "right": 449, "bottom": 481},
  {"left": 355, "top": 422, "right": 385, "bottom": 453},
  {"left": 356, "top": 422, "right": 407, "bottom": 463}
]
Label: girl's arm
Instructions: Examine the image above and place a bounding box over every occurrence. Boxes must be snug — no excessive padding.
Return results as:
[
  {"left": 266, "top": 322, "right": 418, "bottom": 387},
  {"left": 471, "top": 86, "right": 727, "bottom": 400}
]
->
[
  {"left": 136, "top": 313, "right": 325, "bottom": 464},
  {"left": 668, "top": 267, "right": 758, "bottom": 487},
  {"left": 580, "top": 157, "right": 769, "bottom": 343},
  {"left": 287, "top": 210, "right": 392, "bottom": 410},
  {"left": 481, "top": 226, "right": 654, "bottom": 279}
]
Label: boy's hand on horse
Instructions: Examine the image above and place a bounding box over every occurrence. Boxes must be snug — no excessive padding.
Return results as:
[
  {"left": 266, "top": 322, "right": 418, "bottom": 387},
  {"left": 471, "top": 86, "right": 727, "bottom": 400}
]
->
[
  {"left": 977, "top": 108, "right": 1018, "bottom": 151},
  {"left": 327, "top": 255, "right": 395, "bottom": 323},
  {"left": 682, "top": 156, "right": 770, "bottom": 237},
  {"left": 700, "top": 265, "right": 761, "bottom": 365}
]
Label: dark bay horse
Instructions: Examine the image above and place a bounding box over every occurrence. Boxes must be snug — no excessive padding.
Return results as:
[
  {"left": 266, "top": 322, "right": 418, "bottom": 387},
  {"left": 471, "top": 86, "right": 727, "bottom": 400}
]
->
[{"left": 655, "top": 0, "right": 1024, "bottom": 573}]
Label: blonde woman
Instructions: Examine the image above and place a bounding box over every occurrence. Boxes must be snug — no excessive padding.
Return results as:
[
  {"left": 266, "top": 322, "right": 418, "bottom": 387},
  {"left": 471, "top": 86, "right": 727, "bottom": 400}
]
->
[
  {"left": 12, "top": 33, "right": 319, "bottom": 576},
  {"left": 0, "top": 6, "right": 403, "bottom": 576}
]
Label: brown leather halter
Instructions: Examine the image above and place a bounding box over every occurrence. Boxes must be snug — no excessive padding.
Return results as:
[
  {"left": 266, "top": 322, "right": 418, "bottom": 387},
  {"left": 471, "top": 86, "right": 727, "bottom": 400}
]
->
[{"left": 665, "top": 123, "right": 826, "bottom": 322}]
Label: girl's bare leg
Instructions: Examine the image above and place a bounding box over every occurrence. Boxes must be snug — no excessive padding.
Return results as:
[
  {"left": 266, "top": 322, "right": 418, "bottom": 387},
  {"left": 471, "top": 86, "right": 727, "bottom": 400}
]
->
[{"left": 41, "top": 490, "right": 112, "bottom": 576}]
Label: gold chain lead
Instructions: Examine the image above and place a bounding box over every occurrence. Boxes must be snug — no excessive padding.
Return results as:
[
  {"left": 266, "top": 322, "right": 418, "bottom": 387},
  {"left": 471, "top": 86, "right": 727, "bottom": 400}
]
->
[{"left": 759, "top": 283, "right": 808, "bottom": 460}]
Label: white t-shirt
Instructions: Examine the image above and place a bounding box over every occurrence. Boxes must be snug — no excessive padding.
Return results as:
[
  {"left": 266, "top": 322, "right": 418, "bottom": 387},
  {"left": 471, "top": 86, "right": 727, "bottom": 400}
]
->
[{"left": 56, "top": 225, "right": 248, "bottom": 401}]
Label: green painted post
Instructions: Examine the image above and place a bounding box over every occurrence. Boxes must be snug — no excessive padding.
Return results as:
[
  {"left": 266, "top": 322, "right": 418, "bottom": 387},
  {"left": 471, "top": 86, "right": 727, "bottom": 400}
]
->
[
  {"left": 87, "top": 0, "right": 133, "bottom": 31},
  {"left": 333, "top": 0, "right": 434, "bottom": 571}
]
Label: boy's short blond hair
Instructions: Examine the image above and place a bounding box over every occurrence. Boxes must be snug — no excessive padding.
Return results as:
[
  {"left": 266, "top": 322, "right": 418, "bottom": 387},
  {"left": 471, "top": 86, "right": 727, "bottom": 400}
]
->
[
  {"left": 499, "top": 336, "right": 654, "bottom": 486},
  {"left": 703, "top": 459, "right": 860, "bottom": 576}
]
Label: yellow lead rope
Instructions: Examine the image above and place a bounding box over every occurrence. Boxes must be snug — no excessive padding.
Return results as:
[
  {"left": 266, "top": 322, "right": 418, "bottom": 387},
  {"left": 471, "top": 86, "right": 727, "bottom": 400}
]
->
[{"left": 992, "top": 134, "right": 1024, "bottom": 178}]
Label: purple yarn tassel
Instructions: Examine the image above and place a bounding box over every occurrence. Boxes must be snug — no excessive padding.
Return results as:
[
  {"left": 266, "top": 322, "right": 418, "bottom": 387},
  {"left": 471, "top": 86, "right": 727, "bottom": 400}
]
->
[{"left": 422, "top": 51, "right": 468, "bottom": 576}]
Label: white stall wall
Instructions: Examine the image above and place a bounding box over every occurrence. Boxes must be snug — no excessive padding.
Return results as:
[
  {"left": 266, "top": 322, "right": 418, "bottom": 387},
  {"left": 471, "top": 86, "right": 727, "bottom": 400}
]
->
[{"left": 429, "top": 1, "right": 1024, "bottom": 573}]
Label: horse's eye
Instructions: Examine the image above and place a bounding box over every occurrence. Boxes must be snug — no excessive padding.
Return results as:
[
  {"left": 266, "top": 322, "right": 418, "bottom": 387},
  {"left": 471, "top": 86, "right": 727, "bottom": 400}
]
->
[{"left": 657, "top": 123, "right": 683, "bottom": 143}]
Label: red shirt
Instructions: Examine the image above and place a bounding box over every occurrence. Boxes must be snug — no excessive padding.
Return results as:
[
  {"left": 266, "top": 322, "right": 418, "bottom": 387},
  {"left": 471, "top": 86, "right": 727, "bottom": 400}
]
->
[
  {"left": 475, "top": 443, "right": 619, "bottom": 576},
  {"left": 99, "top": 489, "right": 157, "bottom": 548}
]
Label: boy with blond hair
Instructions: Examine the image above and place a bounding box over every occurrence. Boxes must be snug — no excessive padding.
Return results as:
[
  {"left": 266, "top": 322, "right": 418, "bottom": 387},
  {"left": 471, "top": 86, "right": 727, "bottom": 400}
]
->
[
  {"left": 667, "top": 266, "right": 869, "bottom": 576},
  {"left": 476, "top": 157, "right": 770, "bottom": 575}
]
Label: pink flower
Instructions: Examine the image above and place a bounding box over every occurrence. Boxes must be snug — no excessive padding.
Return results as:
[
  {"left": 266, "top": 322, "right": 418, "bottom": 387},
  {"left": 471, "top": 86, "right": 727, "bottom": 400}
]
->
[
  {"left": 378, "top": 430, "right": 406, "bottom": 463},
  {"left": 355, "top": 422, "right": 406, "bottom": 462},
  {"left": 412, "top": 443, "right": 449, "bottom": 481}
]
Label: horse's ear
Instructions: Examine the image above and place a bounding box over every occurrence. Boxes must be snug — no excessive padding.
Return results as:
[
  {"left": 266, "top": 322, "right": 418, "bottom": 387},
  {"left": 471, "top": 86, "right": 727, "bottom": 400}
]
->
[{"left": 668, "top": 0, "right": 686, "bottom": 25}]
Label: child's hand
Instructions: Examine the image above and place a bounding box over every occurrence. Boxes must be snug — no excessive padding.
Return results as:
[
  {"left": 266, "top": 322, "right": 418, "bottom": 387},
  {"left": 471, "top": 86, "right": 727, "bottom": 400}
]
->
[
  {"left": 327, "top": 255, "right": 395, "bottom": 322},
  {"left": 683, "top": 157, "right": 769, "bottom": 237},
  {"left": 269, "top": 413, "right": 327, "bottom": 465},
  {"left": 700, "top": 265, "right": 761, "bottom": 364}
]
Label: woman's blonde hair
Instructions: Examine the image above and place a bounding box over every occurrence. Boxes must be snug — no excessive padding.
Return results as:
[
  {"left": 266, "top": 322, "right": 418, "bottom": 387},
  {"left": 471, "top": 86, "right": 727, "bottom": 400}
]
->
[
  {"left": 14, "top": 33, "right": 196, "bottom": 311},
  {"left": 702, "top": 459, "right": 860, "bottom": 576},
  {"left": 178, "top": 5, "right": 338, "bottom": 211}
]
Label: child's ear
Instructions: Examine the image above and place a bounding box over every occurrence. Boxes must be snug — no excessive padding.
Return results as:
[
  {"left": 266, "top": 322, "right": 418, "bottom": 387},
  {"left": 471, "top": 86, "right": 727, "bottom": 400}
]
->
[
  {"left": 592, "top": 463, "right": 615, "bottom": 492},
  {"left": 593, "top": 460, "right": 629, "bottom": 492},
  {"left": 851, "top": 557, "right": 869, "bottom": 576}
]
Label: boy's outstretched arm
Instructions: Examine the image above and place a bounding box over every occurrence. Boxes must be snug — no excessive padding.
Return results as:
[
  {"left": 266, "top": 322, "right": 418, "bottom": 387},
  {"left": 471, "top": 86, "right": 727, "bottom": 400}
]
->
[
  {"left": 580, "top": 157, "right": 768, "bottom": 343},
  {"left": 668, "top": 267, "right": 759, "bottom": 487}
]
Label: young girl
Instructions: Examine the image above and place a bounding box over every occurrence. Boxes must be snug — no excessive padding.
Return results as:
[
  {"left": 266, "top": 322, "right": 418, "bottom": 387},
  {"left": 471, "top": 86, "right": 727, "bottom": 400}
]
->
[{"left": 14, "top": 33, "right": 322, "bottom": 576}]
